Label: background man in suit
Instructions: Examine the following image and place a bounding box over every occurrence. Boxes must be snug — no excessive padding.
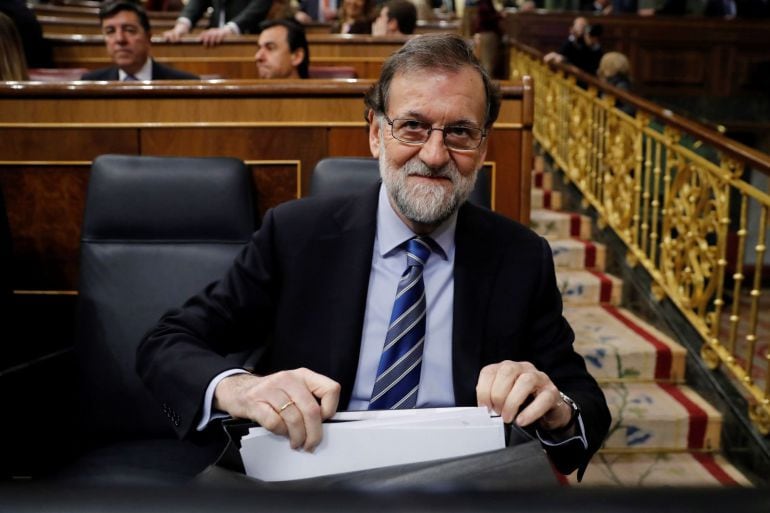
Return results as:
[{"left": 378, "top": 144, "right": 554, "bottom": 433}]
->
[
  {"left": 163, "top": 0, "right": 289, "bottom": 47},
  {"left": 137, "top": 33, "right": 610, "bottom": 479},
  {"left": 81, "top": 1, "right": 198, "bottom": 81},
  {"left": 371, "top": 0, "right": 417, "bottom": 36},
  {"left": 254, "top": 19, "right": 309, "bottom": 79}
]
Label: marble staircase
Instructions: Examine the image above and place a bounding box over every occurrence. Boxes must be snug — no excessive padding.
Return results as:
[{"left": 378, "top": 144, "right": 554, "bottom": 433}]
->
[{"left": 529, "top": 162, "right": 753, "bottom": 487}]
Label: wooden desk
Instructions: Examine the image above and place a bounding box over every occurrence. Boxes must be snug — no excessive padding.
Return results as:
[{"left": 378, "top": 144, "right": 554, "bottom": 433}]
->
[
  {"left": 49, "top": 34, "right": 412, "bottom": 79},
  {"left": 39, "top": 15, "right": 179, "bottom": 35},
  {"left": 0, "top": 78, "right": 532, "bottom": 291}
]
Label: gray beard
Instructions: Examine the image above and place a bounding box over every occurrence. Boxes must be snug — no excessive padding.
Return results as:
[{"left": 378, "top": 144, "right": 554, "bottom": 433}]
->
[{"left": 378, "top": 140, "right": 478, "bottom": 226}]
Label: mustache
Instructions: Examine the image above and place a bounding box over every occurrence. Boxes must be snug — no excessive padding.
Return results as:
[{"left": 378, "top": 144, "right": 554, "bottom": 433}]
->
[{"left": 402, "top": 159, "right": 456, "bottom": 181}]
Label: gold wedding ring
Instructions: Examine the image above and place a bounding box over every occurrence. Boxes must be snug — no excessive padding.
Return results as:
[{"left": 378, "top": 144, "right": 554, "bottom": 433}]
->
[{"left": 278, "top": 400, "right": 295, "bottom": 413}]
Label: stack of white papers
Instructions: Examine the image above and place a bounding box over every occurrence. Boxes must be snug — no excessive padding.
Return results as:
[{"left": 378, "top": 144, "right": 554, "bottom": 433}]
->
[{"left": 239, "top": 407, "right": 505, "bottom": 482}]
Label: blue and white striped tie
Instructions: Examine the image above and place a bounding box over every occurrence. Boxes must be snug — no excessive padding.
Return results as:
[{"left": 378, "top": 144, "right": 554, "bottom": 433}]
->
[{"left": 369, "top": 237, "right": 431, "bottom": 410}]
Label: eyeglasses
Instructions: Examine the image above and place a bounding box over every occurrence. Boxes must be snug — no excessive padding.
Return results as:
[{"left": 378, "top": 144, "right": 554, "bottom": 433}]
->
[{"left": 384, "top": 115, "right": 487, "bottom": 151}]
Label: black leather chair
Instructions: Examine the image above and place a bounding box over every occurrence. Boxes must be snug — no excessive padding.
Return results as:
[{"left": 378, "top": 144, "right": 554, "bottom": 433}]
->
[
  {"left": 68, "top": 155, "right": 258, "bottom": 484},
  {"left": 309, "top": 157, "right": 492, "bottom": 209}
]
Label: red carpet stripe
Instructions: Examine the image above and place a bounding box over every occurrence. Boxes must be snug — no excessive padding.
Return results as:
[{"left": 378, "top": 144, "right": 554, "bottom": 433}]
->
[
  {"left": 570, "top": 213, "right": 581, "bottom": 237},
  {"left": 543, "top": 190, "right": 552, "bottom": 208},
  {"left": 580, "top": 239, "right": 596, "bottom": 268},
  {"left": 658, "top": 382, "right": 708, "bottom": 449},
  {"left": 692, "top": 453, "right": 739, "bottom": 485},
  {"left": 601, "top": 305, "right": 672, "bottom": 380},
  {"left": 589, "top": 271, "right": 613, "bottom": 303}
]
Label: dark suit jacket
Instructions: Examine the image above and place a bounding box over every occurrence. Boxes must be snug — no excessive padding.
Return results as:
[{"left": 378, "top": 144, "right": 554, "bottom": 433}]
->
[
  {"left": 137, "top": 185, "right": 610, "bottom": 477},
  {"left": 81, "top": 60, "right": 199, "bottom": 81},
  {"left": 179, "top": 0, "right": 273, "bottom": 33}
]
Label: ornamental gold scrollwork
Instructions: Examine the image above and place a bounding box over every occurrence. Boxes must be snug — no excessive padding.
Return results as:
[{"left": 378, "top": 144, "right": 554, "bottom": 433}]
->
[
  {"left": 659, "top": 159, "right": 727, "bottom": 315},
  {"left": 601, "top": 114, "right": 637, "bottom": 232}
]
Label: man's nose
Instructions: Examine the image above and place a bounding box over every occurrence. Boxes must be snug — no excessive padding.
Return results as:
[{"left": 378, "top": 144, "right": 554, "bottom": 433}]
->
[{"left": 419, "top": 129, "right": 450, "bottom": 169}]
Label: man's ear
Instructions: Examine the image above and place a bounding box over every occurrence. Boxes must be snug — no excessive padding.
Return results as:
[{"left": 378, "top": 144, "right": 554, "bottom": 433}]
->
[
  {"left": 368, "top": 109, "right": 381, "bottom": 158},
  {"left": 387, "top": 18, "right": 399, "bottom": 35},
  {"left": 290, "top": 48, "right": 305, "bottom": 68}
]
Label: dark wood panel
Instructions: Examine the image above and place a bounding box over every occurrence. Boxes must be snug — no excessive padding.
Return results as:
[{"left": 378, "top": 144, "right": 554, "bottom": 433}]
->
[
  {"left": 0, "top": 128, "right": 138, "bottom": 161},
  {"left": 1, "top": 166, "right": 89, "bottom": 290},
  {"left": 250, "top": 163, "right": 300, "bottom": 217}
]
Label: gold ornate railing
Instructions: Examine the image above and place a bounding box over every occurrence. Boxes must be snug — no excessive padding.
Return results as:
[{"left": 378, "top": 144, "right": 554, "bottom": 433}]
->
[{"left": 509, "top": 42, "right": 770, "bottom": 435}]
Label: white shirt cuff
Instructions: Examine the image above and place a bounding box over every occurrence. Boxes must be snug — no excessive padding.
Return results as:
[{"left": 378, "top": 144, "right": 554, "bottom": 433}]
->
[
  {"left": 196, "top": 368, "right": 249, "bottom": 431},
  {"left": 176, "top": 17, "right": 193, "bottom": 29},
  {"left": 225, "top": 21, "right": 240, "bottom": 34},
  {"left": 535, "top": 412, "right": 589, "bottom": 450}
]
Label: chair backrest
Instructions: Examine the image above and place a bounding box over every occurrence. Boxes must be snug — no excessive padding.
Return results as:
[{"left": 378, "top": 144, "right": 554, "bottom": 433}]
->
[
  {"left": 309, "top": 157, "right": 492, "bottom": 209},
  {"left": 76, "top": 155, "right": 257, "bottom": 445}
]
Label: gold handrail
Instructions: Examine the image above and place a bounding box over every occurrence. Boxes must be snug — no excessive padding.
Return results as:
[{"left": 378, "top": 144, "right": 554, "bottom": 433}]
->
[{"left": 509, "top": 42, "right": 770, "bottom": 436}]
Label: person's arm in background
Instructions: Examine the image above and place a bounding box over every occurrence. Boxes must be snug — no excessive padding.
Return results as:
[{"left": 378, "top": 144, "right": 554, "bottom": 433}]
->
[
  {"left": 163, "top": 0, "right": 209, "bottom": 41},
  {"left": 198, "top": 0, "right": 273, "bottom": 46}
]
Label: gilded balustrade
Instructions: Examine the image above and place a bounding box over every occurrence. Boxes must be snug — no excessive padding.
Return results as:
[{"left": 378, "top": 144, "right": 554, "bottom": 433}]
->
[{"left": 510, "top": 42, "right": 770, "bottom": 435}]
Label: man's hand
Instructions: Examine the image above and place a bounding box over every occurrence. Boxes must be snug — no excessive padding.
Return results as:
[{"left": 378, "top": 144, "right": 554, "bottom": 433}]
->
[
  {"left": 198, "top": 27, "right": 233, "bottom": 47},
  {"left": 214, "top": 368, "right": 341, "bottom": 451},
  {"left": 476, "top": 360, "right": 573, "bottom": 431},
  {"left": 543, "top": 52, "right": 565, "bottom": 65},
  {"left": 163, "top": 23, "right": 189, "bottom": 42}
]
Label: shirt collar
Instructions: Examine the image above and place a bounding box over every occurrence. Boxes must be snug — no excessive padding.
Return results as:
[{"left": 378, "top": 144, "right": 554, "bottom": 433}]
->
[
  {"left": 119, "top": 57, "right": 153, "bottom": 81},
  {"left": 376, "top": 184, "right": 456, "bottom": 261}
]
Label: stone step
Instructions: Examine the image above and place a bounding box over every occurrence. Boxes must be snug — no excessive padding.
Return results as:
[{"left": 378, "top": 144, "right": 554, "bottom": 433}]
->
[
  {"left": 557, "top": 270, "right": 622, "bottom": 306},
  {"left": 566, "top": 452, "right": 753, "bottom": 487},
  {"left": 531, "top": 188, "right": 563, "bottom": 210},
  {"left": 601, "top": 382, "right": 722, "bottom": 451},
  {"left": 566, "top": 305, "right": 686, "bottom": 383},
  {"left": 531, "top": 209, "right": 592, "bottom": 240},
  {"left": 549, "top": 238, "right": 606, "bottom": 271}
]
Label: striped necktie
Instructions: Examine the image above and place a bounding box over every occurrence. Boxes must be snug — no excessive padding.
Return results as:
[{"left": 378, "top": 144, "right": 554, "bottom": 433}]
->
[{"left": 369, "top": 237, "right": 431, "bottom": 410}]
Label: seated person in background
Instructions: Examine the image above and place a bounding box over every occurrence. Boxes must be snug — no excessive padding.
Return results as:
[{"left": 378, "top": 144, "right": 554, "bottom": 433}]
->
[
  {"left": 137, "top": 33, "right": 610, "bottom": 480},
  {"left": 0, "top": 0, "right": 53, "bottom": 69},
  {"left": 543, "top": 17, "right": 603, "bottom": 76},
  {"left": 0, "top": 12, "right": 29, "bottom": 80},
  {"left": 295, "top": 0, "right": 339, "bottom": 24},
  {"left": 331, "top": 0, "right": 376, "bottom": 33},
  {"left": 372, "top": 0, "right": 418, "bottom": 36},
  {"left": 163, "top": 0, "right": 291, "bottom": 47},
  {"left": 597, "top": 51, "right": 635, "bottom": 116},
  {"left": 82, "top": 1, "right": 198, "bottom": 81},
  {"left": 254, "top": 19, "right": 309, "bottom": 79}
]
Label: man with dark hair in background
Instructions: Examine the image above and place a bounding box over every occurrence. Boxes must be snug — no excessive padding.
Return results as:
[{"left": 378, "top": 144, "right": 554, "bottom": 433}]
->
[
  {"left": 254, "top": 19, "right": 310, "bottom": 79},
  {"left": 82, "top": 1, "right": 199, "bottom": 81},
  {"left": 372, "top": 0, "right": 418, "bottom": 36}
]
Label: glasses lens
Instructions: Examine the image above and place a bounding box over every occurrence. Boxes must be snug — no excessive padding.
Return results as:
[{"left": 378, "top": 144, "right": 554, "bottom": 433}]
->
[
  {"left": 390, "top": 118, "right": 484, "bottom": 150},
  {"left": 392, "top": 119, "right": 430, "bottom": 143},
  {"left": 444, "top": 126, "right": 483, "bottom": 150}
]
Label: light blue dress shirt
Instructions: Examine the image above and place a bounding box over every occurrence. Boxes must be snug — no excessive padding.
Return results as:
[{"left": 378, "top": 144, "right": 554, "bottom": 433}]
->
[{"left": 348, "top": 185, "right": 458, "bottom": 410}]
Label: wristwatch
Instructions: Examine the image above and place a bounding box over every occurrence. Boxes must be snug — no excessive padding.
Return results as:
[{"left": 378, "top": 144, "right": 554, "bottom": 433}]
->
[{"left": 557, "top": 392, "right": 581, "bottom": 432}]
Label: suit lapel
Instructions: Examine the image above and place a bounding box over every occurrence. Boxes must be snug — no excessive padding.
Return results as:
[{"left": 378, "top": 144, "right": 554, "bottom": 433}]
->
[
  {"left": 316, "top": 185, "right": 379, "bottom": 407},
  {"left": 451, "top": 203, "right": 498, "bottom": 405}
]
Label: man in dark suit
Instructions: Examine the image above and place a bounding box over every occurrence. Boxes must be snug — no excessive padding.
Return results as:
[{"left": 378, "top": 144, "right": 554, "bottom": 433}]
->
[
  {"left": 137, "top": 33, "right": 610, "bottom": 479},
  {"left": 163, "top": 0, "right": 288, "bottom": 47},
  {"left": 81, "top": 1, "right": 198, "bottom": 81}
]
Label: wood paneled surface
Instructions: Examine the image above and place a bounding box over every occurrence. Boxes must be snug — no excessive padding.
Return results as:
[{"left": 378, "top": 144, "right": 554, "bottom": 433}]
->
[
  {"left": 1, "top": 79, "right": 531, "bottom": 291},
  {"left": 48, "top": 34, "right": 410, "bottom": 79},
  {"left": 505, "top": 11, "right": 770, "bottom": 97}
]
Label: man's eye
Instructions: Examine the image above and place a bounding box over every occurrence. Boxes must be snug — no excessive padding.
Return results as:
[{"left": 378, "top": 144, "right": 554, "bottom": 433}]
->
[
  {"left": 401, "top": 120, "right": 426, "bottom": 131},
  {"left": 446, "top": 126, "right": 472, "bottom": 138}
]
